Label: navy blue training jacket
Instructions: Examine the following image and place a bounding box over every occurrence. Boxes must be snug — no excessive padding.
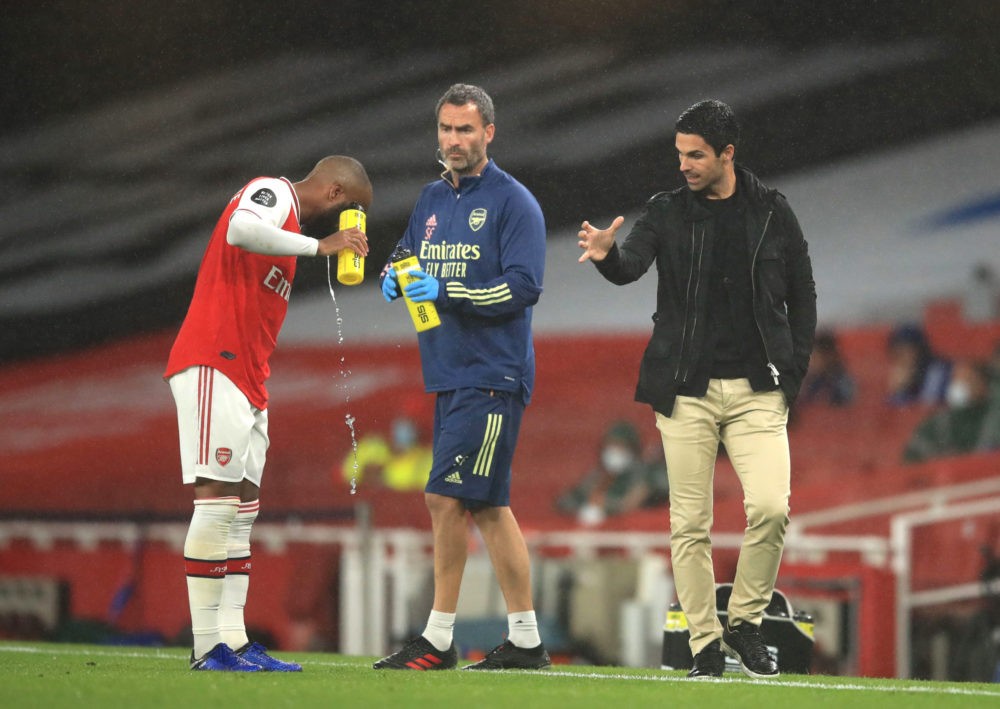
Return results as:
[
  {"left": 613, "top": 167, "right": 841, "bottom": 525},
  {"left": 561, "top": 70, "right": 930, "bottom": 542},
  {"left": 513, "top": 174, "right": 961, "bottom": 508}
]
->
[{"left": 384, "top": 159, "right": 546, "bottom": 402}]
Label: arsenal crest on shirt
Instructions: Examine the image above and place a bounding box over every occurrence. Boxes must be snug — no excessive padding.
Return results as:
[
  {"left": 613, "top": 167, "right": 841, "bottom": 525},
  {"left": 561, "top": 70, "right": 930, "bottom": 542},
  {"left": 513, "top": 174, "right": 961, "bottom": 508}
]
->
[
  {"left": 216, "top": 447, "right": 233, "bottom": 466},
  {"left": 468, "top": 207, "right": 487, "bottom": 232}
]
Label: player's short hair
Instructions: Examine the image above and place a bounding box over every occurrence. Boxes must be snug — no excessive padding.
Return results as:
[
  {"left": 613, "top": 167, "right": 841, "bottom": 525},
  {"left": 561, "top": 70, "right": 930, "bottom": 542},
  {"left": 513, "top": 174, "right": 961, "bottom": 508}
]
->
[
  {"left": 675, "top": 99, "right": 739, "bottom": 156},
  {"left": 436, "top": 84, "right": 495, "bottom": 127}
]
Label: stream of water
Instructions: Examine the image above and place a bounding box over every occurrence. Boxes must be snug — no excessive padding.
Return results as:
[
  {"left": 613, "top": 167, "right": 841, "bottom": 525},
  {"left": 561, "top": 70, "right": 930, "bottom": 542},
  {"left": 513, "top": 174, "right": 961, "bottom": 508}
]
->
[{"left": 327, "top": 257, "right": 358, "bottom": 495}]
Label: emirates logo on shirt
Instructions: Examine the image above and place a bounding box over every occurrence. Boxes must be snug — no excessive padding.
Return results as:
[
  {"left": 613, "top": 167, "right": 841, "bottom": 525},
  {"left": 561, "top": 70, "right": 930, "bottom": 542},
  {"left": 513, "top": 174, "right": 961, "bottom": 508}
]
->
[{"left": 216, "top": 447, "right": 233, "bottom": 466}]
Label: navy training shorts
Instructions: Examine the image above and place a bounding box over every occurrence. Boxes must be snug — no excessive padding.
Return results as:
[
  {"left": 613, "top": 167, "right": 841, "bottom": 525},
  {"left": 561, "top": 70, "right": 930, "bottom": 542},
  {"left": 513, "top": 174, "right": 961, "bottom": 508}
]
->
[{"left": 425, "top": 387, "right": 525, "bottom": 508}]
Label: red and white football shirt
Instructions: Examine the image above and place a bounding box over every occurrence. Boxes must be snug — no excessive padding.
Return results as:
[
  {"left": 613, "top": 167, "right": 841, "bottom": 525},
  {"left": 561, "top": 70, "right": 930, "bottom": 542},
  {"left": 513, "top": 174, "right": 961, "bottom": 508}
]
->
[{"left": 165, "top": 177, "right": 301, "bottom": 410}]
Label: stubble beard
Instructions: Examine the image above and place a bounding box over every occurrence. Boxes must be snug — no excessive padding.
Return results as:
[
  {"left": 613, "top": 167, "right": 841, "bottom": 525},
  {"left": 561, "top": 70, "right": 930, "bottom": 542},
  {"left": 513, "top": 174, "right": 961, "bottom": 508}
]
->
[{"left": 446, "top": 146, "right": 486, "bottom": 177}]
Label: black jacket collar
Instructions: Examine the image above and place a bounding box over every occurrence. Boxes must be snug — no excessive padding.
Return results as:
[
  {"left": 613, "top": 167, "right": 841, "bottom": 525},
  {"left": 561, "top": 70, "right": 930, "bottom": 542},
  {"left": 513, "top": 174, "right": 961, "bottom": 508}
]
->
[{"left": 679, "top": 165, "right": 778, "bottom": 222}]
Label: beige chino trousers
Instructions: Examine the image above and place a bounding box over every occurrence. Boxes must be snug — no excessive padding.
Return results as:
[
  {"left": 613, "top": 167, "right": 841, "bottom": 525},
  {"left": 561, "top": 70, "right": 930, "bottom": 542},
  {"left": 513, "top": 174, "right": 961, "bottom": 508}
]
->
[{"left": 655, "top": 378, "right": 790, "bottom": 655}]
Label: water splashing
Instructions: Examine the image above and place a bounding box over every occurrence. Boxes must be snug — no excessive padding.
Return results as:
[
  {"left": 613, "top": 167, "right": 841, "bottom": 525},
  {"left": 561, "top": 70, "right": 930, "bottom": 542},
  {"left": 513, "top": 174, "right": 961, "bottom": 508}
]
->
[
  {"left": 345, "top": 413, "right": 359, "bottom": 495},
  {"left": 328, "top": 256, "right": 359, "bottom": 494}
]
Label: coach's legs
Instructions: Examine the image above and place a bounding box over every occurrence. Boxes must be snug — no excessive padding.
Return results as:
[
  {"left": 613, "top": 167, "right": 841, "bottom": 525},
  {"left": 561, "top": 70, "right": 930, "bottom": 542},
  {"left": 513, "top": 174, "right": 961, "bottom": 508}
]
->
[
  {"left": 472, "top": 505, "right": 533, "bottom": 611},
  {"left": 720, "top": 382, "right": 790, "bottom": 627},
  {"left": 426, "top": 492, "right": 469, "bottom": 613},
  {"left": 655, "top": 385, "right": 724, "bottom": 656},
  {"left": 473, "top": 504, "right": 541, "bottom": 648},
  {"left": 420, "top": 492, "right": 467, "bottom": 650}
]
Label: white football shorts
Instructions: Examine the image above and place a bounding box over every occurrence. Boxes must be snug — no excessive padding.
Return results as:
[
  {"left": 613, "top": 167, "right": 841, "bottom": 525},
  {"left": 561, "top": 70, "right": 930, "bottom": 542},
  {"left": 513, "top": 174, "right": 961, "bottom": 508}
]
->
[{"left": 168, "top": 365, "right": 269, "bottom": 486}]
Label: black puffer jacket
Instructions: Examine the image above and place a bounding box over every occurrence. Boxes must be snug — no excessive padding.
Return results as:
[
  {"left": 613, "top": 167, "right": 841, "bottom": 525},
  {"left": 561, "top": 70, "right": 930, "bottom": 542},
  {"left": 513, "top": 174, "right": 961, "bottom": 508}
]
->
[{"left": 595, "top": 166, "right": 817, "bottom": 417}]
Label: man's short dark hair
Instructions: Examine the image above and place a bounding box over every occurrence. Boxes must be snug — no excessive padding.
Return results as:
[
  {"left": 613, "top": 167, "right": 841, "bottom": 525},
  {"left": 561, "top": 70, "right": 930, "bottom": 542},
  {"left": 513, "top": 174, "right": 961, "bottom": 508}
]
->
[
  {"left": 436, "top": 83, "right": 495, "bottom": 126},
  {"left": 675, "top": 99, "right": 739, "bottom": 156}
]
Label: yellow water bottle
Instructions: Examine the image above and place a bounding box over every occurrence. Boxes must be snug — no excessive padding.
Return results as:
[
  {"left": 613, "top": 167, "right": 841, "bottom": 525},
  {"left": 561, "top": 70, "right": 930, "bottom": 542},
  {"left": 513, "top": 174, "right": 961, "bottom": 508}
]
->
[
  {"left": 336, "top": 203, "right": 366, "bottom": 285},
  {"left": 391, "top": 246, "right": 441, "bottom": 332}
]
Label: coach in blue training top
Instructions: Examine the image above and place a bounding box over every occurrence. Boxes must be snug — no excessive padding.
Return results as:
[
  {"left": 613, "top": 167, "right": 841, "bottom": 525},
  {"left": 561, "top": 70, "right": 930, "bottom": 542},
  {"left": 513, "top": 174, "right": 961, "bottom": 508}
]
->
[{"left": 374, "top": 84, "right": 549, "bottom": 672}]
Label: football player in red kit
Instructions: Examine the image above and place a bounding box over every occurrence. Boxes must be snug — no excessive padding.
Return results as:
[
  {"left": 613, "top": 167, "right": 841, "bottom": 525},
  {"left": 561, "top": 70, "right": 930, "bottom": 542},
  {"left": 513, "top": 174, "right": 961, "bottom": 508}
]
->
[{"left": 165, "top": 156, "right": 372, "bottom": 671}]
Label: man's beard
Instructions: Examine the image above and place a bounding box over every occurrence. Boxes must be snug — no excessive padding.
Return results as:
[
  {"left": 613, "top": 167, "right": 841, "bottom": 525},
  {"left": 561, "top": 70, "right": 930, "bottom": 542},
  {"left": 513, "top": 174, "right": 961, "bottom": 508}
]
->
[
  {"left": 445, "top": 146, "right": 485, "bottom": 176},
  {"left": 300, "top": 205, "right": 343, "bottom": 238}
]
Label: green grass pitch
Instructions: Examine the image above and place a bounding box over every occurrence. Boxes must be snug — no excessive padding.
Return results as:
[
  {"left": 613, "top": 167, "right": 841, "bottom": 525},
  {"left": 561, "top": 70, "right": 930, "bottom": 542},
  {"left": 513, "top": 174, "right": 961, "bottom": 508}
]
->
[{"left": 2, "top": 642, "right": 999, "bottom": 708}]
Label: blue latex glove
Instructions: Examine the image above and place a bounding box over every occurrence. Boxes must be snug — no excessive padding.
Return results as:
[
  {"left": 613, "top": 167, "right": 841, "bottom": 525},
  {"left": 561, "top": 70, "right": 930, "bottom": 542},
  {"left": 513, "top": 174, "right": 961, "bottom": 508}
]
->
[
  {"left": 403, "top": 269, "right": 439, "bottom": 303},
  {"left": 381, "top": 267, "right": 400, "bottom": 302}
]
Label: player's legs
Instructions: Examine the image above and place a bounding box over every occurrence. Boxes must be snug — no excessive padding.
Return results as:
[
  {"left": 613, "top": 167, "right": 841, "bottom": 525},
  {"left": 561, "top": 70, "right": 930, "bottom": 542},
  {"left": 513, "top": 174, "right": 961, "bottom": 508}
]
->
[
  {"left": 219, "top": 489, "right": 258, "bottom": 650},
  {"left": 655, "top": 384, "right": 724, "bottom": 656},
  {"left": 718, "top": 380, "right": 790, "bottom": 627},
  {"left": 170, "top": 366, "right": 258, "bottom": 665},
  {"left": 183, "top": 495, "right": 240, "bottom": 658},
  {"left": 220, "top": 407, "right": 267, "bottom": 651}
]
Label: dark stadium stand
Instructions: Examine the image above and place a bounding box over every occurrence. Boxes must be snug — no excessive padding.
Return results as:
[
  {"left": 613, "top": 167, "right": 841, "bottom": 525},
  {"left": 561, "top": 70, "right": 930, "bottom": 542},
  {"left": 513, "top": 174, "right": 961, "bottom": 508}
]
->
[{"left": 0, "top": 37, "right": 983, "bottom": 361}]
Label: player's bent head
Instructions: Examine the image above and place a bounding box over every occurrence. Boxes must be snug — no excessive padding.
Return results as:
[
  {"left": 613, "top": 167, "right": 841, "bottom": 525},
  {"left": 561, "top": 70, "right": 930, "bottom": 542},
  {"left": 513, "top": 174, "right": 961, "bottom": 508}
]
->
[
  {"left": 436, "top": 83, "right": 495, "bottom": 128},
  {"left": 675, "top": 99, "right": 740, "bottom": 158},
  {"left": 307, "top": 155, "right": 373, "bottom": 210},
  {"left": 308, "top": 156, "right": 371, "bottom": 191}
]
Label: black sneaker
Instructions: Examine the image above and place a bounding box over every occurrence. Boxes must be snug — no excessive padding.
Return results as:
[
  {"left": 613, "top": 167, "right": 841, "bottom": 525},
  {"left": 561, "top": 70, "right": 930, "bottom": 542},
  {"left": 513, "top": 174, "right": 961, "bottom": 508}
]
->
[
  {"left": 721, "top": 622, "right": 779, "bottom": 678},
  {"left": 462, "top": 640, "right": 551, "bottom": 670},
  {"left": 372, "top": 636, "right": 457, "bottom": 670},
  {"left": 687, "top": 639, "right": 724, "bottom": 678}
]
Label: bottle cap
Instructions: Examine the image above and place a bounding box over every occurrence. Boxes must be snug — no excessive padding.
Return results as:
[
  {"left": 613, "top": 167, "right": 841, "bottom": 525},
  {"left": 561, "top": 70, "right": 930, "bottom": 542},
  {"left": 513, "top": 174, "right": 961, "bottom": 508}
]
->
[{"left": 390, "top": 244, "right": 413, "bottom": 261}]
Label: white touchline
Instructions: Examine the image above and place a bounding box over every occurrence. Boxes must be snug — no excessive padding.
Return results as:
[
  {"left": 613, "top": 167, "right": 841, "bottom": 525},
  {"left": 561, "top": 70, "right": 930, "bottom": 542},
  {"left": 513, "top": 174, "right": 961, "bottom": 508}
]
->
[
  {"left": 0, "top": 646, "right": 184, "bottom": 661},
  {"left": 2, "top": 646, "right": 999, "bottom": 699},
  {"left": 526, "top": 670, "right": 1000, "bottom": 699}
]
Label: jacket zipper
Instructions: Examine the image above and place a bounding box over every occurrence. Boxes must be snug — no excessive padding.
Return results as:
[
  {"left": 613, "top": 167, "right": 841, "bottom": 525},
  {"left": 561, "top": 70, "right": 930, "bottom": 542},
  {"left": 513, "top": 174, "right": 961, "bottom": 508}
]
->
[
  {"left": 750, "top": 209, "right": 780, "bottom": 386},
  {"left": 675, "top": 224, "right": 705, "bottom": 383}
]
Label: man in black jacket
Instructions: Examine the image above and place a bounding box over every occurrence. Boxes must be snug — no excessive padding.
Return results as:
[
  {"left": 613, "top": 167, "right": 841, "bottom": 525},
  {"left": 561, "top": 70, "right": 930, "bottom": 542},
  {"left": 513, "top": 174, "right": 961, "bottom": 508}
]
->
[{"left": 577, "top": 100, "right": 816, "bottom": 679}]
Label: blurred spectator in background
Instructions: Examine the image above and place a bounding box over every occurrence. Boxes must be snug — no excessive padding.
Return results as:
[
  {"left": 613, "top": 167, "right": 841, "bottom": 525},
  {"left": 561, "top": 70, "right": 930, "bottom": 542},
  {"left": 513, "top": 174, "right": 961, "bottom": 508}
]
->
[
  {"left": 903, "top": 359, "right": 1000, "bottom": 463},
  {"left": 798, "top": 329, "right": 855, "bottom": 407},
  {"left": 963, "top": 262, "right": 1000, "bottom": 323},
  {"left": 556, "top": 420, "right": 669, "bottom": 526},
  {"left": 340, "top": 415, "right": 432, "bottom": 491},
  {"left": 989, "top": 340, "right": 1000, "bottom": 399},
  {"left": 886, "top": 323, "right": 951, "bottom": 406}
]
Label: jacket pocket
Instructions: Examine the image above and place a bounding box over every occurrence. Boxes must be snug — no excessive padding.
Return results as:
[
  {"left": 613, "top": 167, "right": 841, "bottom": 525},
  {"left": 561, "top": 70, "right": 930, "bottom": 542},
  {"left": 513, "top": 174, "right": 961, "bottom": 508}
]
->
[
  {"left": 643, "top": 320, "right": 679, "bottom": 358},
  {"left": 765, "top": 314, "right": 794, "bottom": 367},
  {"left": 757, "top": 256, "right": 787, "bottom": 301},
  {"left": 780, "top": 370, "right": 803, "bottom": 409},
  {"left": 637, "top": 354, "right": 678, "bottom": 398}
]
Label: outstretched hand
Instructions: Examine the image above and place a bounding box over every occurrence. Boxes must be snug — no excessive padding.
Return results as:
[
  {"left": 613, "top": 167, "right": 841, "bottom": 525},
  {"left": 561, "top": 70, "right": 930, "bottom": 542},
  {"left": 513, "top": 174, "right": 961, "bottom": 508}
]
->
[
  {"left": 316, "top": 227, "right": 369, "bottom": 258},
  {"left": 577, "top": 216, "right": 624, "bottom": 263}
]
